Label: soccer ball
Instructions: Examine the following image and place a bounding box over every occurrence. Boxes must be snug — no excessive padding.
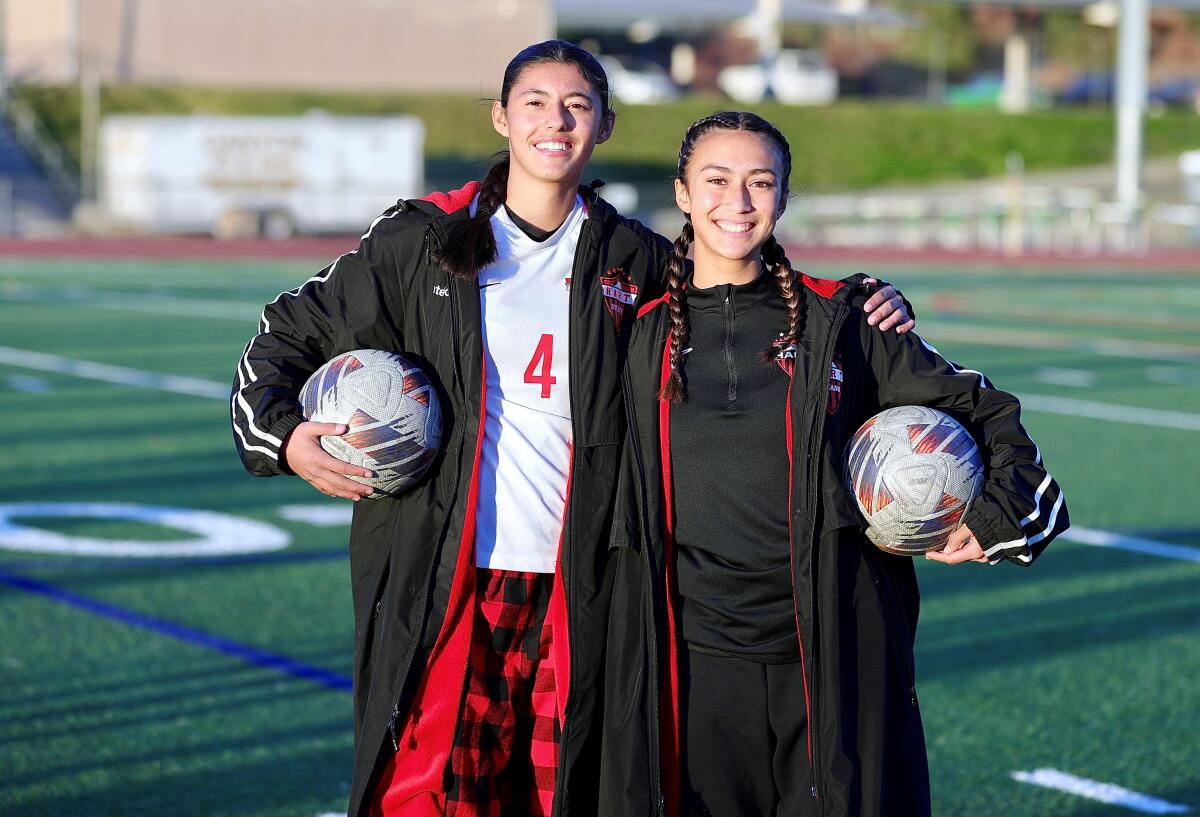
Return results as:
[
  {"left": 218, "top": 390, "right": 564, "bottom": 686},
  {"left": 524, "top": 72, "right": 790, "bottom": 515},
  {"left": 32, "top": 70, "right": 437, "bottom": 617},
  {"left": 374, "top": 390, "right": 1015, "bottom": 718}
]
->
[
  {"left": 845, "top": 405, "right": 983, "bottom": 556},
  {"left": 299, "top": 349, "right": 441, "bottom": 498}
]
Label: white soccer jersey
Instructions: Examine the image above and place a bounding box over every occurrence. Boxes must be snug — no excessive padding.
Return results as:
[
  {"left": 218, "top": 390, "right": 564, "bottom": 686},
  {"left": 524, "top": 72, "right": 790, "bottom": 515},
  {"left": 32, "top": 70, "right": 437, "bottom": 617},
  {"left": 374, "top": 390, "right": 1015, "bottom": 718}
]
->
[{"left": 474, "top": 196, "right": 584, "bottom": 572}]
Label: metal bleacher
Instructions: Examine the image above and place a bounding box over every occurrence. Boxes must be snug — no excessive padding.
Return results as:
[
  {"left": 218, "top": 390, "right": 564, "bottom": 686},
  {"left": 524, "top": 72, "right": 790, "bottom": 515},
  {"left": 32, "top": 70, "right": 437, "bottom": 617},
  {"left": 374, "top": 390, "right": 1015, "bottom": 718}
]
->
[{"left": 0, "top": 96, "right": 75, "bottom": 237}]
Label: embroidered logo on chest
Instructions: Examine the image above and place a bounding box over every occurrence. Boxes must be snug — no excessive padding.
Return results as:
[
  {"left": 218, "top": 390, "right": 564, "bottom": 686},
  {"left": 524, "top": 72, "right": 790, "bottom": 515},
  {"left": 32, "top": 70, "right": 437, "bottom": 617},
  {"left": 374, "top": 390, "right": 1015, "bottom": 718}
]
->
[
  {"left": 599, "top": 267, "right": 639, "bottom": 330},
  {"left": 828, "top": 354, "right": 844, "bottom": 415},
  {"left": 773, "top": 338, "right": 797, "bottom": 376}
]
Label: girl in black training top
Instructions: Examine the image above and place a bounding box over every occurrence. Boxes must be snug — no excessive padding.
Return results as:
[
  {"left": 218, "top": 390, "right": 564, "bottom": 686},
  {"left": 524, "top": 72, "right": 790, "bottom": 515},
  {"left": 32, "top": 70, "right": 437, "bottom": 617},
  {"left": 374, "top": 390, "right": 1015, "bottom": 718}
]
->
[{"left": 611, "top": 113, "right": 1070, "bottom": 817}]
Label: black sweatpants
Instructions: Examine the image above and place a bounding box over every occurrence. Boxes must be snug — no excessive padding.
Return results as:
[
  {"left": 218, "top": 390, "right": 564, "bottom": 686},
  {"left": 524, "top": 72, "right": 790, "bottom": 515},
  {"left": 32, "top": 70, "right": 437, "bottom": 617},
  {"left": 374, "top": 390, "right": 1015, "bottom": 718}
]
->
[{"left": 680, "top": 644, "right": 816, "bottom": 817}]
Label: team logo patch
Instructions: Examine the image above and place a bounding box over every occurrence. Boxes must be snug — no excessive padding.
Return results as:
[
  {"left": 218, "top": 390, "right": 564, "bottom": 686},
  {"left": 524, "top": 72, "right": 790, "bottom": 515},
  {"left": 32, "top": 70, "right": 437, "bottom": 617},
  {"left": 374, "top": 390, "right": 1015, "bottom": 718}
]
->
[
  {"left": 828, "top": 354, "right": 844, "bottom": 415},
  {"left": 600, "top": 267, "right": 638, "bottom": 330},
  {"left": 772, "top": 337, "right": 797, "bottom": 376}
]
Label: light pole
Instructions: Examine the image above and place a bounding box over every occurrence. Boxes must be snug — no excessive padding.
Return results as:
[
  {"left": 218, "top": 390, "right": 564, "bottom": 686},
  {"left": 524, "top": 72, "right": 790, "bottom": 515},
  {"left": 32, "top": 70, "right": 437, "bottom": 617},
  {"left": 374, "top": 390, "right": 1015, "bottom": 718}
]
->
[
  {"left": 1114, "top": 0, "right": 1149, "bottom": 208},
  {"left": 756, "top": 0, "right": 782, "bottom": 93}
]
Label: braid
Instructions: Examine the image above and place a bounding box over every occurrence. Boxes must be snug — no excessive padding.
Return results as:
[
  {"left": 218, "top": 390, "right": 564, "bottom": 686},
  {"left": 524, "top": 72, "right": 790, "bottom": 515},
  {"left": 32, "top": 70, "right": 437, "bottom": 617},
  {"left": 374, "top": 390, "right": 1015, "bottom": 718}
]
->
[
  {"left": 433, "top": 156, "right": 510, "bottom": 280},
  {"left": 477, "top": 158, "right": 509, "bottom": 219},
  {"left": 659, "top": 219, "right": 693, "bottom": 403},
  {"left": 761, "top": 236, "right": 805, "bottom": 362}
]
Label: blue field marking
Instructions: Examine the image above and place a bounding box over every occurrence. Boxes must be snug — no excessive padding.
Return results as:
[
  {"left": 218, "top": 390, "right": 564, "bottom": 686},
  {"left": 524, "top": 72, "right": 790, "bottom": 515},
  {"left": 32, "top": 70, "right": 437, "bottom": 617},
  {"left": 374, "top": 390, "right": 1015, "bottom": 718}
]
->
[{"left": 0, "top": 569, "right": 352, "bottom": 693}]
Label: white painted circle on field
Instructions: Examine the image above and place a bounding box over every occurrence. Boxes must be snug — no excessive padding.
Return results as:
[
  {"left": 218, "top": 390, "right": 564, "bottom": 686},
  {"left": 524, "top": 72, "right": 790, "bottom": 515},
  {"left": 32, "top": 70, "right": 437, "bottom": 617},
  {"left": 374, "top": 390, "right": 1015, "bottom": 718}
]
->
[
  {"left": 0, "top": 503, "right": 291, "bottom": 557},
  {"left": 278, "top": 504, "right": 353, "bottom": 527}
]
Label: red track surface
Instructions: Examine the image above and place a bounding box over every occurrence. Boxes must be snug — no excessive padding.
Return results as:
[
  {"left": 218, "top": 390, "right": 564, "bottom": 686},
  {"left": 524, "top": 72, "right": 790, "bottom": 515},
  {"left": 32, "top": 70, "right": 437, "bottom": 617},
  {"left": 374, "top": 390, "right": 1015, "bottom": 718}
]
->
[
  {"left": 0, "top": 236, "right": 360, "bottom": 261},
  {"left": 0, "top": 236, "right": 1197, "bottom": 271}
]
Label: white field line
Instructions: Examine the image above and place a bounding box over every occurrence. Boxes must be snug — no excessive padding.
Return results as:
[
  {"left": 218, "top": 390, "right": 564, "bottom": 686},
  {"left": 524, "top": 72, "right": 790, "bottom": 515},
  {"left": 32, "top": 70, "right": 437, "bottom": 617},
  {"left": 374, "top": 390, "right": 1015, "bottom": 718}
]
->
[
  {"left": 922, "top": 321, "right": 1200, "bottom": 364},
  {"left": 1012, "top": 769, "right": 1191, "bottom": 814},
  {"left": 1034, "top": 367, "right": 1096, "bottom": 388},
  {"left": 278, "top": 505, "right": 354, "bottom": 527},
  {"left": 0, "top": 286, "right": 261, "bottom": 322},
  {"left": 0, "top": 502, "right": 289, "bottom": 557},
  {"left": 0, "top": 345, "right": 227, "bottom": 400},
  {"left": 1061, "top": 526, "right": 1200, "bottom": 564},
  {"left": 1016, "top": 393, "right": 1200, "bottom": 431}
]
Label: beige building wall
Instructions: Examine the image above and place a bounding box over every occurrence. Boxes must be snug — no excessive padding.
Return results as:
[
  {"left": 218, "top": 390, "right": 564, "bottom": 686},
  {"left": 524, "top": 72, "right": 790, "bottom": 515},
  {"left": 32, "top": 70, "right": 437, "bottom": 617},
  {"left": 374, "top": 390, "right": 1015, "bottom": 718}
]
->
[
  {"left": 3, "top": 0, "right": 74, "bottom": 83},
  {"left": 4, "top": 0, "right": 552, "bottom": 92}
]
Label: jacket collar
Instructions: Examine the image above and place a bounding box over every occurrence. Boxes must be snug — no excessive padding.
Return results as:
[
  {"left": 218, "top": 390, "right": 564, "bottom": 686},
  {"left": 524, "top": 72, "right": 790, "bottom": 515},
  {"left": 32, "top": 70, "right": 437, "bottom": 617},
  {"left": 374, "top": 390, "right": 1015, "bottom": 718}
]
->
[{"left": 685, "top": 265, "right": 778, "bottom": 314}]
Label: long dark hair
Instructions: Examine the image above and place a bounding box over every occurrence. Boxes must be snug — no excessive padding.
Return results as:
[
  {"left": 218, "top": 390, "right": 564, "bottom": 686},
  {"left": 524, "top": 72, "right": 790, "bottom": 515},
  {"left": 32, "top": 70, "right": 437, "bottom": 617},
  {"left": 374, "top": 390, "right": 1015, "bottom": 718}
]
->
[
  {"left": 434, "top": 40, "right": 611, "bottom": 281},
  {"left": 660, "top": 111, "right": 803, "bottom": 403}
]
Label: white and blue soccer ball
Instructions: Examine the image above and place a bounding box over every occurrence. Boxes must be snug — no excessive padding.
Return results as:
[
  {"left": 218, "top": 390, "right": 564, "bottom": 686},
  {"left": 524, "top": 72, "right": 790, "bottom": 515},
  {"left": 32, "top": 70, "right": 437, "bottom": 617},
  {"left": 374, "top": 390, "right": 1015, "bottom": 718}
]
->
[
  {"left": 846, "top": 405, "right": 983, "bottom": 555},
  {"left": 300, "top": 349, "right": 441, "bottom": 498}
]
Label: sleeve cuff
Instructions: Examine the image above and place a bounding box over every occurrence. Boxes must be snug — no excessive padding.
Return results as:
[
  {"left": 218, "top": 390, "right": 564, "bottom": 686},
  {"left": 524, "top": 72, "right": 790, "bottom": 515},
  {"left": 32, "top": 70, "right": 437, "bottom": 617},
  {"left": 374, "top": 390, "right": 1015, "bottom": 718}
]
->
[
  {"left": 268, "top": 413, "right": 307, "bottom": 476},
  {"left": 964, "top": 501, "right": 1031, "bottom": 566}
]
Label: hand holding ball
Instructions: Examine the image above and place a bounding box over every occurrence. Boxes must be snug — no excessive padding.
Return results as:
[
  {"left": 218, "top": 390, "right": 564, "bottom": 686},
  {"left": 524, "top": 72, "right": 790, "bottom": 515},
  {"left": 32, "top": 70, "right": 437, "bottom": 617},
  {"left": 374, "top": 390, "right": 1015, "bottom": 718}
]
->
[
  {"left": 298, "top": 349, "right": 442, "bottom": 499},
  {"left": 846, "top": 406, "right": 983, "bottom": 556}
]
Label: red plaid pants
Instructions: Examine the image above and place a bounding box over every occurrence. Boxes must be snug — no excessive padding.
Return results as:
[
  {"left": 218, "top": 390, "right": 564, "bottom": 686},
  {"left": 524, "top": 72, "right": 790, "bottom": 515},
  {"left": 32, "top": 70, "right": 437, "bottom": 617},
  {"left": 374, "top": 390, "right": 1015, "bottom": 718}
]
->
[{"left": 445, "top": 568, "right": 560, "bottom": 817}]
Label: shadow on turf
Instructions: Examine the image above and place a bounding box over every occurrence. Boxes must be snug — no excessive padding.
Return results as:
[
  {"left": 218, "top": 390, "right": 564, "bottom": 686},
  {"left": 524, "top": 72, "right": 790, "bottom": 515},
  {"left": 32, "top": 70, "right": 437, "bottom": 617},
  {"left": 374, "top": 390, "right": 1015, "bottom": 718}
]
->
[
  {"left": 3, "top": 712, "right": 350, "bottom": 789},
  {"left": 9, "top": 471, "right": 364, "bottom": 539},
  {"left": 12, "top": 451, "right": 287, "bottom": 505},
  {"left": 915, "top": 533, "right": 1196, "bottom": 605},
  {"left": 912, "top": 539, "right": 1200, "bottom": 682},
  {"left": 0, "top": 659, "right": 350, "bottom": 732},
  {"left": 3, "top": 735, "right": 354, "bottom": 817},
  {"left": 0, "top": 670, "right": 349, "bottom": 750}
]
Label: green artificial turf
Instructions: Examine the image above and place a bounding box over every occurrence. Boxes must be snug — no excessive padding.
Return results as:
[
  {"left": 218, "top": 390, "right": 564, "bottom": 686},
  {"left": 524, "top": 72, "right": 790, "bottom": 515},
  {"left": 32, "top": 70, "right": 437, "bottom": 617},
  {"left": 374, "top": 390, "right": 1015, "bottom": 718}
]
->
[{"left": 0, "top": 257, "right": 1197, "bottom": 816}]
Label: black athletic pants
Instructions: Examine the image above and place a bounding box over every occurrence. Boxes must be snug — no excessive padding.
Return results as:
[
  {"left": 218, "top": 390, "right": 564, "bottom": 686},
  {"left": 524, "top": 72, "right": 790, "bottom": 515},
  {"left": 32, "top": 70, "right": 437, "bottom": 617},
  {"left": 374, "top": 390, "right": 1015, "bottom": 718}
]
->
[{"left": 680, "top": 644, "right": 817, "bottom": 817}]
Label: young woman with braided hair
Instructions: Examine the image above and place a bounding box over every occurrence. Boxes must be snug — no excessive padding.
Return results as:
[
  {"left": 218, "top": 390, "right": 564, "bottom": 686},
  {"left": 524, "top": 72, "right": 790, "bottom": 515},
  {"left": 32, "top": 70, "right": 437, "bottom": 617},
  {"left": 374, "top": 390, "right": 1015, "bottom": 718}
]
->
[
  {"left": 612, "top": 112, "right": 1069, "bottom": 816},
  {"left": 232, "top": 41, "right": 914, "bottom": 817}
]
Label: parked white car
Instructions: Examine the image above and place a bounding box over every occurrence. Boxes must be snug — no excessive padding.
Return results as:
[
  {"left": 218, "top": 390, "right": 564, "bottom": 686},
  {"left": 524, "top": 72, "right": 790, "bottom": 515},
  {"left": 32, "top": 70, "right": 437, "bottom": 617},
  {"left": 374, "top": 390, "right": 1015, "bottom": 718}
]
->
[
  {"left": 718, "top": 50, "right": 838, "bottom": 106},
  {"left": 600, "top": 55, "right": 680, "bottom": 105}
]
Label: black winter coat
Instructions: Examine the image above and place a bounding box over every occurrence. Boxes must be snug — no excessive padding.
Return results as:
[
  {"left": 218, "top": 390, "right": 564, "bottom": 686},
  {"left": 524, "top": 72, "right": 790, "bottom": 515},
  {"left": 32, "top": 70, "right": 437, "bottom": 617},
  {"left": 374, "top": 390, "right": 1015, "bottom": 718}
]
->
[
  {"left": 231, "top": 183, "right": 670, "bottom": 817},
  {"left": 607, "top": 273, "right": 1069, "bottom": 817}
]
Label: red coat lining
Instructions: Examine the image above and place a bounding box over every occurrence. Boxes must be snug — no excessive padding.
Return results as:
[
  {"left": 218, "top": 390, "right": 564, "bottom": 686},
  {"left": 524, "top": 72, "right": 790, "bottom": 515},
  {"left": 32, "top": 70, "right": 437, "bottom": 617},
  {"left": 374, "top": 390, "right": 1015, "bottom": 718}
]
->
[
  {"left": 656, "top": 338, "right": 682, "bottom": 817},
  {"left": 373, "top": 355, "right": 488, "bottom": 817},
  {"left": 419, "top": 181, "right": 481, "bottom": 214}
]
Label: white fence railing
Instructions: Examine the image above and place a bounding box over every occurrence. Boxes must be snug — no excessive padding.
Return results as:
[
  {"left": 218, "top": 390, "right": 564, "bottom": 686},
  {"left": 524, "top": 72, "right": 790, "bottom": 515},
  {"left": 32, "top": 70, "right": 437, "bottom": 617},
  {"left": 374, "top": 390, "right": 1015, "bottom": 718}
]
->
[{"left": 780, "top": 187, "right": 1200, "bottom": 254}]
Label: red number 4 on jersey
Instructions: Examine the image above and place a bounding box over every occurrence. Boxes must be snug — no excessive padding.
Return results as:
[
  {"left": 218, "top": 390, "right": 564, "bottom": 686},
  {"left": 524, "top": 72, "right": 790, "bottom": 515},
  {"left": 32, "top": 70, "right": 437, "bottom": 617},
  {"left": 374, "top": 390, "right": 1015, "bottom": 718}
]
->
[{"left": 524, "top": 334, "right": 557, "bottom": 398}]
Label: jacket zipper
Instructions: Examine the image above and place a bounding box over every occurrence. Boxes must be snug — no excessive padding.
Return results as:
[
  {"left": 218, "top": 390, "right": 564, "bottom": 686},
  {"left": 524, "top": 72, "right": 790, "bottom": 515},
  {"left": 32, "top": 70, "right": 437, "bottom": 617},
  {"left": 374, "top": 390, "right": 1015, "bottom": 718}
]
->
[
  {"left": 800, "top": 300, "right": 850, "bottom": 813},
  {"left": 549, "top": 213, "right": 595, "bottom": 817},
  {"left": 379, "top": 222, "right": 470, "bottom": 763},
  {"left": 723, "top": 290, "right": 737, "bottom": 405},
  {"left": 622, "top": 366, "right": 665, "bottom": 816}
]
